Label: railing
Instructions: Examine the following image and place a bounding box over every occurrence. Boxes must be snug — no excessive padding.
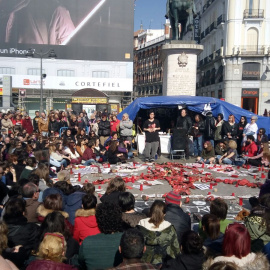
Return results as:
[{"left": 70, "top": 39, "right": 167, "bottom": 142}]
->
[
  {"left": 217, "top": 14, "right": 225, "bottom": 25},
  {"left": 215, "top": 48, "right": 221, "bottom": 57},
  {"left": 243, "top": 9, "right": 264, "bottom": 19},
  {"left": 241, "top": 46, "right": 264, "bottom": 55},
  {"left": 210, "top": 21, "right": 217, "bottom": 32},
  {"left": 209, "top": 53, "right": 214, "bottom": 61},
  {"left": 199, "top": 59, "right": 204, "bottom": 66},
  {"left": 205, "top": 27, "right": 210, "bottom": 36},
  {"left": 201, "top": 31, "right": 205, "bottom": 40}
]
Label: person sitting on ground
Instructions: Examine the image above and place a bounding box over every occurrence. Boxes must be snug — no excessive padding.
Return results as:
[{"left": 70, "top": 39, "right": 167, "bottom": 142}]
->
[
  {"left": 108, "top": 140, "right": 126, "bottom": 164},
  {"left": 164, "top": 191, "right": 191, "bottom": 245},
  {"left": 137, "top": 200, "right": 180, "bottom": 266},
  {"left": 216, "top": 140, "right": 238, "bottom": 165},
  {"left": 21, "top": 182, "right": 41, "bottom": 223},
  {"left": 49, "top": 143, "right": 68, "bottom": 169},
  {"left": 82, "top": 140, "right": 97, "bottom": 166},
  {"left": 245, "top": 193, "right": 270, "bottom": 252},
  {"left": 203, "top": 223, "right": 269, "bottom": 269},
  {"left": 26, "top": 232, "right": 78, "bottom": 270},
  {"left": 76, "top": 138, "right": 88, "bottom": 157},
  {"left": 3, "top": 198, "right": 40, "bottom": 262},
  {"left": 94, "top": 137, "right": 107, "bottom": 163},
  {"left": 161, "top": 230, "right": 205, "bottom": 270},
  {"left": 104, "top": 131, "right": 119, "bottom": 148},
  {"left": 19, "top": 157, "right": 37, "bottom": 180},
  {"left": 108, "top": 228, "right": 156, "bottom": 270},
  {"left": 256, "top": 128, "right": 268, "bottom": 145},
  {"left": 101, "top": 177, "right": 126, "bottom": 205},
  {"left": 196, "top": 141, "right": 215, "bottom": 164},
  {"left": 202, "top": 214, "right": 224, "bottom": 256},
  {"left": 32, "top": 163, "right": 53, "bottom": 192},
  {"left": 215, "top": 140, "right": 228, "bottom": 156},
  {"left": 199, "top": 198, "right": 232, "bottom": 239},
  {"left": 36, "top": 193, "right": 73, "bottom": 234},
  {"left": 73, "top": 194, "right": 100, "bottom": 244},
  {"left": 242, "top": 135, "right": 258, "bottom": 159},
  {"left": 36, "top": 212, "right": 79, "bottom": 263},
  {"left": 119, "top": 192, "right": 146, "bottom": 229},
  {"left": 78, "top": 202, "right": 123, "bottom": 269},
  {"left": 247, "top": 142, "right": 270, "bottom": 167},
  {"left": 63, "top": 140, "right": 81, "bottom": 165}
]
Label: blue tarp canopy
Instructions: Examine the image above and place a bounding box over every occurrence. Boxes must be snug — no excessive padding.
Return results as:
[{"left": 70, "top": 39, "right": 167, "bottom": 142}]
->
[{"left": 118, "top": 96, "right": 270, "bottom": 134}]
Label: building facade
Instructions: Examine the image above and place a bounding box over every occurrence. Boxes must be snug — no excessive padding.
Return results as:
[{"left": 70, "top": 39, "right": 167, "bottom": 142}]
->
[
  {"left": 133, "top": 22, "right": 171, "bottom": 98},
  {"left": 194, "top": 0, "right": 270, "bottom": 115}
]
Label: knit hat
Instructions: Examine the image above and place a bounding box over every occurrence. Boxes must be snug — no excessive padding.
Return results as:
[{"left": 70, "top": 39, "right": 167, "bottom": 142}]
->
[{"left": 165, "top": 191, "right": 182, "bottom": 205}]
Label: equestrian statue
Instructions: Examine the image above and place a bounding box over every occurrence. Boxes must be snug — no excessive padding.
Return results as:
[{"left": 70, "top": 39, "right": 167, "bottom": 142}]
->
[{"left": 165, "top": 0, "right": 197, "bottom": 40}]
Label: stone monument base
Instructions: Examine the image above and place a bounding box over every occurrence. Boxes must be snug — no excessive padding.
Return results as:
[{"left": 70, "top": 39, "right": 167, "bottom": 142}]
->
[{"left": 161, "top": 41, "right": 204, "bottom": 96}]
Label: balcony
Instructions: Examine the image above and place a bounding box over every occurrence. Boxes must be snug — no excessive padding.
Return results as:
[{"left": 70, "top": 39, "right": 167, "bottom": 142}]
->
[
  {"left": 199, "top": 59, "right": 204, "bottom": 67},
  {"left": 217, "top": 14, "right": 225, "bottom": 26},
  {"left": 243, "top": 9, "right": 264, "bottom": 19},
  {"left": 210, "top": 21, "right": 217, "bottom": 32},
  {"left": 205, "top": 27, "right": 210, "bottom": 36},
  {"left": 201, "top": 31, "right": 205, "bottom": 40},
  {"left": 241, "top": 46, "right": 264, "bottom": 55}
]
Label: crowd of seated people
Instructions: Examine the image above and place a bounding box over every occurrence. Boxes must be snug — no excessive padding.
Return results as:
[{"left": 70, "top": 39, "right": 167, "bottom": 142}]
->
[
  {"left": 0, "top": 109, "right": 268, "bottom": 269},
  {"left": 0, "top": 174, "right": 269, "bottom": 269}
]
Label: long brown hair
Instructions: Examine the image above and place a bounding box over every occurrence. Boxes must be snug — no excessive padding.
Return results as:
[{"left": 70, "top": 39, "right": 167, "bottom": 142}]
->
[
  {"left": 109, "top": 140, "right": 119, "bottom": 153},
  {"left": 204, "top": 141, "right": 213, "bottom": 152},
  {"left": 0, "top": 221, "right": 8, "bottom": 254},
  {"left": 106, "top": 177, "right": 126, "bottom": 195},
  {"left": 33, "top": 163, "right": 52, "bottom": 187},
  {"left": 44, "top": 194, "right": 63, "bottom": 211},
  {"left": 149, "top": 200, "right": 166, "bottom": 228}
]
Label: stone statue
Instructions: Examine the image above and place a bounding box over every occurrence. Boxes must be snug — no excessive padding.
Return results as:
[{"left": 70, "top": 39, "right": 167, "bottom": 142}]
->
[{"left": 165, "top": 0, "right": 196, "bottom": 40}]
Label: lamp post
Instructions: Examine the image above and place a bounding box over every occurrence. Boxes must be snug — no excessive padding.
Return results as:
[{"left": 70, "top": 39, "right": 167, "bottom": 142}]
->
[{"left": 25, "top": 49, "right": 57, "bottom": 112}]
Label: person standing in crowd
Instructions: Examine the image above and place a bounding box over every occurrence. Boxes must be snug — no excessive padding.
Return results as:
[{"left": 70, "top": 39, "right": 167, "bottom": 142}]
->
[
  {"left": 236, "top": 116, "right": 247, "bottom": 154},
  {"left": 22, "top": 114, "right": 33, "bottom": 135},
  {"left": 119, "top": 113, "right": 133, "bottom": 142},
  {"left": 204, "top": 111, "right": 216, "bottom": 146},
  {"left": 48, "top": 114, "right": 59, "bottom": 136},
  {"left": 110, "top": 115, "right": 120, "bottom": 135},
  {"left": 176, "top": 109, "right": 192, "bottom": 159},
  {"left": 38, "top": 112, "right": 49, "bottom": 137},
  {"left": 98, "top": 113, "right": 110, "bottom": 146},
  {"left": 243, "top": 116, "right": 258, "bottom": 142},
  {"left": 221, "top": 115, "right": 238, "bottom": 141},
  {"left": 214, "top": 113, "right": 224, "bottom": 144},
  {"left": 1, "top": 114, "right": 13, "bottom": 134},
  {"left": 33, "top": 111, "right": 40, "bottom": 133},
  {"left": 191, "top": 114, "right": 205, "bottom": 157},
  {"left": 143, "top": 111, "right": 160, "bottom": 162}
]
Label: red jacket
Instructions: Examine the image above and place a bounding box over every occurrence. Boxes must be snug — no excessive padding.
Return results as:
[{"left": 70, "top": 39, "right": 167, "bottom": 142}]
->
[
  {"left": 73, "top": 209, "right": 100, "bottom": 244},
  {"left": 110, "top": 120, "right": 120, "bottom": 134},
  {"left": 82, "top": 147, "right": 96, "bottom": 161},
  {"left": 22, "top": 118, "right": 34, "bottom": 134},
  {"left": 242, "top": 141, "right": 258, "bottom": 157}
]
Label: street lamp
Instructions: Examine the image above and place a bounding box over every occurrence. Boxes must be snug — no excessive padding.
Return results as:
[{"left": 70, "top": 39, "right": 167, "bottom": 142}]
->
[{"left": 25, "top": 48, "right": 57, "bottom": 112}]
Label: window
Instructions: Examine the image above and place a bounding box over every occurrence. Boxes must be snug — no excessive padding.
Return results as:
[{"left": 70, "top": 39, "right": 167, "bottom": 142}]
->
[
  {"left": 92, "top": 71, "right": 109, "bottom": 78},
  {"left": 0, "top": 67, "right": 15, "bottom": 74},
  {"left": 57, "top": 70, "right": 75, "bottom": 77},
  {"left": 27, "top": 68, "right": 45, "bottom": 76}
]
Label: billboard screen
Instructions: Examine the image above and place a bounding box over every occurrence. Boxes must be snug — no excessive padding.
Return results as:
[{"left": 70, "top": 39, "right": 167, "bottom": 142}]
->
[{"left": 0, "top": 0, "right": 134, "bottom": 61}]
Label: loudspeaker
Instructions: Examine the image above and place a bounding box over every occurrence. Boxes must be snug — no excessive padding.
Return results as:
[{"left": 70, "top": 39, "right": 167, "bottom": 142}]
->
[{"left": 171, "top": 128, "right": 187, "bottom": 150}]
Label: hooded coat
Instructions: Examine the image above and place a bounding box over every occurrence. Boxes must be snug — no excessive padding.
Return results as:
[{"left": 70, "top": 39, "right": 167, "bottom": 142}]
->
[
  {"left": 137, "top": 218, "right": 180, "bottom": 265},
  {"left": 203, "top": 252, "right": 269, "bottom": 270},
  {"left": 73, "top": 208, "right": 100, "bottom": 244}
]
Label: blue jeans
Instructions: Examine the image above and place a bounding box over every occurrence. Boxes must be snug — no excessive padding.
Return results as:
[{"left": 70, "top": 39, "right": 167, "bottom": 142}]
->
[
  {"left": 197, "top": 157, "right": 211, "bottom": 164},
  {"left": 216, "top": 155, "right": 233, "bottom": 164},
  {"left": 84, "top": 159, "right": 96, "bottom": 166},
  {"left": 60, "top": 159, "right": 68, "bottom": 168},
  {"left": 193, "top": 136, "right": 203, "bottom": 156}
]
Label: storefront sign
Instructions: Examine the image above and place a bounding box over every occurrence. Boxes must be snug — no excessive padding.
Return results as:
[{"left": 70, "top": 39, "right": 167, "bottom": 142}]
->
[
  {"left": 72, "top": 97, "right": 108, "bottom": 104},
  {"left": 242, "top": 63, "right": 260, "bottom": 80},
  {"left": 242, "top": 88, "right": 259, "bottom": 97}
]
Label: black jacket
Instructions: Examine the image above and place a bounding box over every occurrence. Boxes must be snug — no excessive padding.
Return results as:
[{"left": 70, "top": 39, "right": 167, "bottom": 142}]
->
[
  {"left": 176, "top": 116, "right": 192, "bottom": 133},
  {"left": 48, "top": 120, "right": 60, "bottom": 133},
  {"left": 4, "top": 215, "right": 40, "bottom": 257},
  {"left": 98, "top": 120, "right": 110, "bottom": 136},
  {"left": 204, "top": 116, "right": 216, "bottom": 140},
  {"left": 164, "top": 204, "right": 191, "bottom": 245},
  {"left": 162, "top": 252, "right": 205, "bottom": 270},
  {"left": 191, "top": 120, "right": 205, "bottom": 137},
  {"left": 221, "top": 121, "right": 238, "bottom": 139}
]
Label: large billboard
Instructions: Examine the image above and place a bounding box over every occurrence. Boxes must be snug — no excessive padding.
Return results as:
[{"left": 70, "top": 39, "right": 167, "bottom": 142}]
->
[{"left": 0, "top": 0, "right": 134, "bottom": 61}]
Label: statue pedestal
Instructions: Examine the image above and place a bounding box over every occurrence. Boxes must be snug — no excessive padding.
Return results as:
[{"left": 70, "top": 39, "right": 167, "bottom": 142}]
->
[{"left": 161, "top": 41, "right": 204, "bottom": 96}]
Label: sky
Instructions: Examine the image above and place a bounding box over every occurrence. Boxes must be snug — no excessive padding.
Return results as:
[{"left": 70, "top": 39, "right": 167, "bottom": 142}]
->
[{"left": 134, "top": 0, "right": 166, "bottom": 31}]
